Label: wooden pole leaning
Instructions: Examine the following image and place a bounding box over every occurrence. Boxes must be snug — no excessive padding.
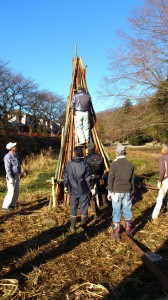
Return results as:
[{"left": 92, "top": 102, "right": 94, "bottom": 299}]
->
[
  {"left": 49, "top": 50, "right": 110, "bottom": 207},
  {"left": 121, "top": 232, "right": 168, "bottom": 293}
]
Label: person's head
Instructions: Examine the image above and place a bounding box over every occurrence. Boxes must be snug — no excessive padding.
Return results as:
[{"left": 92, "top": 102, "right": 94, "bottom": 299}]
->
[
  {"left": 161, "top": 144, "right": 168, "bottom": 155},
  {"left": 115, "top": 145, "right": 126, "bottom": 156},
  {"left": 87, "top": 143, "right": 95, "bottom": 154},
  {"left": 74, "top": 146, "right": 83, "bottom": 157}
]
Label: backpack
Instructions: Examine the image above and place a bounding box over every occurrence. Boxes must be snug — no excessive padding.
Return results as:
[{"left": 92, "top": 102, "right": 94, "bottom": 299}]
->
[{"left": 85, "top": 153, "right": 104, "bottom": 175}]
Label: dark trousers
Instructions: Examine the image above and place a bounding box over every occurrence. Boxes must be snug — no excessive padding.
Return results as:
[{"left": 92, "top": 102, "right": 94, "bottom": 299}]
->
[{"left": 70, "top": 193, "right": 90, "bottom": 216}]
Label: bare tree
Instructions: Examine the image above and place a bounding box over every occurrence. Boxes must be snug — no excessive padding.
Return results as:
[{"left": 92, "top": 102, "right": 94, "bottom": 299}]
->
[
  {"left": 0, "top": 61, "right": 38, "bottom": 129},
  {"left": 0, "top": 59, "right": 65, "bottom": 134},
  {"left": 102, "top": 0, "right": 168, "bottom": 105},
  {"left": 25, "top": 90, "right": 65, "bottom": 134}
]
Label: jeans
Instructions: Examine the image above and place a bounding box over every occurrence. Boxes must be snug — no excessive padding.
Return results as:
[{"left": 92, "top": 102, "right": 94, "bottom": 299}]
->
[
  {"left": 152, "top": 178, "right": 168, "bottom": 219},
  {"left": 112, "top": 193, "right": 132, "bottom": 223},
  {"left": 74, "top": 111, "right": 90, "bottom": 143},
  {"left": 70, "top": 193, "right": 90, "bottom": 217},
  {"left": 2, "top": 174, "right": 20, "bottom": 209}
]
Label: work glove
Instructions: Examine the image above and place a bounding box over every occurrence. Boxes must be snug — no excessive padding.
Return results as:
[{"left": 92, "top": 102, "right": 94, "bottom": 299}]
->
[
  {"left": 157, "top": 181, "right": 161, "bottom": 189},
  {"left": 8, "top": 178, "right": 14, "bottom": 184},
  {"left": 112, "top": 193, "right": 119, "bottom": 203},
  {"left": 90, "top": 188, "right": 96, "bottom": 196},
  {"left": 64, "top": 187, "right": 68, "bottom": 193}
]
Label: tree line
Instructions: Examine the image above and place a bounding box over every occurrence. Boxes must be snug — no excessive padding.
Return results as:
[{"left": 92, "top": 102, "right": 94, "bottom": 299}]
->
[
  {"left": 98, "top": 0, "right": 168, "bottom": 144},
  {"left": 0, "top": 61, "right": 66, "bottom": 135}
]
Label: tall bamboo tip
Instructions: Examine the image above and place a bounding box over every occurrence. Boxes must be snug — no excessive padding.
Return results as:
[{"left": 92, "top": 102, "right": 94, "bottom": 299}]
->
[{"left": 75, "top": 45, "right": 78, "bottom": 57}]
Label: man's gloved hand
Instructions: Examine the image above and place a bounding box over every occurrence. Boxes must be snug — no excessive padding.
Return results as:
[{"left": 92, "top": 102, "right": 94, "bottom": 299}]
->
[
  {"left": 64, "top": 187, "right": 68, "bottom": 193},
  {"left": 107, "top": 192, "right": 113, "bottom": 201},
  {"left": 8, "top": 178, "right": 14, "bottom": 184},
  {"left": 157, "top": 181, "right": 161, "bottom": 189},
  {"left": 90, "top": 188, "right": 96, "bottom": 196}
]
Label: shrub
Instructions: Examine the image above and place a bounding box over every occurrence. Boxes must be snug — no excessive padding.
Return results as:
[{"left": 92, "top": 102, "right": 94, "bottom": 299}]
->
[{"left": 129, "top": 134, "right": 153, "bottom": 146}]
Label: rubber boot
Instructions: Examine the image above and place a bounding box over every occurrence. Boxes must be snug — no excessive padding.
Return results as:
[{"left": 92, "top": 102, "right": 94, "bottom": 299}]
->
[
  {"left": 70, "top": 216, "right": 76, "bottom": 233},
  {"left": 112, "top": 222, "right": 120, "bottom": 241},
  {"left": 125, "top": 220, "right": 132, "bottom": 236},
  {"left": 81, "top": 215, "right": 88, "bottom": 231}
]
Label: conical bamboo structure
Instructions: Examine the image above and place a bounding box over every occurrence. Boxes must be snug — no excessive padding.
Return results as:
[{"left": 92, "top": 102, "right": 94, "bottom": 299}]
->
[{"left": 50, "top": 51, "right": 110, "bottom": 207}]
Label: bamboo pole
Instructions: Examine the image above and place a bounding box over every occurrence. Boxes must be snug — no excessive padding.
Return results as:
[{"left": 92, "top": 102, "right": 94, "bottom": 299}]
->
[
  {"left": 92, "top": 126, "right": 109, "bottom": 172},
  {"left": 51, "top": 177, "right": 56, "bottom": 207}
]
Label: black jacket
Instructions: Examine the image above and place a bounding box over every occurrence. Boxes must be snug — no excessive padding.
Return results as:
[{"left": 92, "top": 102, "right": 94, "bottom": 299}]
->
[
  {"left": 108, "top": 157, "right": 134, "bottom": 193},
  {"left": 63, "top": 157, "right": 93, "bottom": 195},
  {"left": 71, "top": 90, "right": 91, "bottom": 111},
  {"left": 84, "top": 152, "right": 105, "bottom": 176}
]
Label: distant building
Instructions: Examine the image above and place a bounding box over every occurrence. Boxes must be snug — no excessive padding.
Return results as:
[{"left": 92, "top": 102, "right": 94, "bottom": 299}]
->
[
  {"left": 8, "top": 110, "right": 35, "bottom": 126},
  {"left": 7, "top": 110, "right": 61, "bottom": 134}
]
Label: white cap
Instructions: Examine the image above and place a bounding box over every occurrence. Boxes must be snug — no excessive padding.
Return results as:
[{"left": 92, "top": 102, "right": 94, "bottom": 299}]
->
[
  {"left": 6, "top": 142, "right": 17, "bottom": 150},
  {"left": 115, "top": 145, "right": 126, "bottom": 154}
]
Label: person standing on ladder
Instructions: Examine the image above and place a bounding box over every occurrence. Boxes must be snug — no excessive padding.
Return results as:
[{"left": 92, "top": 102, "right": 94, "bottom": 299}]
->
[{"left": 71, "top": 86, "right": 91, "bottom": 145}]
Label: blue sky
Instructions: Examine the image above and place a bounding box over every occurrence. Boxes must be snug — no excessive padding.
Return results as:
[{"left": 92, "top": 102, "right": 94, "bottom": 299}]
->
[{"left": 0, "top": 0, "right": 144, "bottom": 112}]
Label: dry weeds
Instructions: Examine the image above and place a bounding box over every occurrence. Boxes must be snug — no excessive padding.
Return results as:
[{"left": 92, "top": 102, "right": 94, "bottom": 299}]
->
[{"left": 0, "top": 147, "right": 168, "bottom": 300}]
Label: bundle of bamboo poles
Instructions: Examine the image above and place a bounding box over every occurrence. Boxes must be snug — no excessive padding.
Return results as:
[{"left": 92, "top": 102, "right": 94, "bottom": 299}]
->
[{"left": 49, "top": 51, "right": 110, "bottom": 207}]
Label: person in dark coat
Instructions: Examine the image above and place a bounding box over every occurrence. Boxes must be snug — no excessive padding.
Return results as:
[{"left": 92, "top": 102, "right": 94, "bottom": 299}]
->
[
  {"left": 84, "top": 143, "right": 106, "bottom": 217},
  {"left": 63, "top": 146, "right": 93, "bottom": 232},
  {"left": 108, "top": 145, "right": 134, "bottom": 241}
]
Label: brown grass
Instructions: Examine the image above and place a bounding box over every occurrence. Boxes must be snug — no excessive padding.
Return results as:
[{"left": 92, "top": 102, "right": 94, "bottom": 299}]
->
[{"left": 0, "top": 146, "right": 168, "bottom": 299}]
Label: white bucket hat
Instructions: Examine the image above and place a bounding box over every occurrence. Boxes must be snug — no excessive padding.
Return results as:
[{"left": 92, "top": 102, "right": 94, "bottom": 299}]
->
[{"left": 6, "top": 142, "right": 17, "bottom": 150}]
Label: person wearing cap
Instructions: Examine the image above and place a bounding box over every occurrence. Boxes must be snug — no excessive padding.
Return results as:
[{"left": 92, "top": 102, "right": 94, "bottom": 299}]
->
[
  {"left": 63, "top": 146, "right": 93, "bottom": 233},
  {"left": 107, "top": 145, "right": 134, "bottom": 241},
  {"left": 84, "top": 143, "right": 106, "bottom": 217},
  {"left": 71, "top": 87, "right": 91, "bottom": 145},
  {"left": 151, "top": 144, "right": 168, "bottom": 220},
  {"left": 2, "top": 142, "right": 22, "bottom": 211}
]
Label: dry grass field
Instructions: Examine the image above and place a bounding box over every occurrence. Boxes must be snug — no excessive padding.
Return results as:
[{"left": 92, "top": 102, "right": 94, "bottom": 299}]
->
[{"left": 0, "top": 146, "right": 168, "bottom": 300}]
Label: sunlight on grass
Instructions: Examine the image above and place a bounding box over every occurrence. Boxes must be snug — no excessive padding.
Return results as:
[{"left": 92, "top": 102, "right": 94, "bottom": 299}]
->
[
  {"left": 130, "top": 159, "right": 147, "bottom": 174},
  {"left": 0, "top": 149, "right": 57, "bottom": 201},
  {"left": 0, "top": 146, "right": 160, "bottom": 202},
  {"left": 20, "top": 149, "right": 57, "bottom": 197}
]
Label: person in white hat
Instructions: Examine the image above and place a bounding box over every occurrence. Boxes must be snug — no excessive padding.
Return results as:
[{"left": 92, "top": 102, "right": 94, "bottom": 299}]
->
[{"left": 2, "top": 142, "right": 22, "bottom": 211}]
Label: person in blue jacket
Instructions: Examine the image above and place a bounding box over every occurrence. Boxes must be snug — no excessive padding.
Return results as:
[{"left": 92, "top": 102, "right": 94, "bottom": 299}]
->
[
  {"left": 2, "top": 142, "right": 22, "bottom": 211},
  {"left": 63, "top": 146, "right": 93, "bottom": 232}
]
